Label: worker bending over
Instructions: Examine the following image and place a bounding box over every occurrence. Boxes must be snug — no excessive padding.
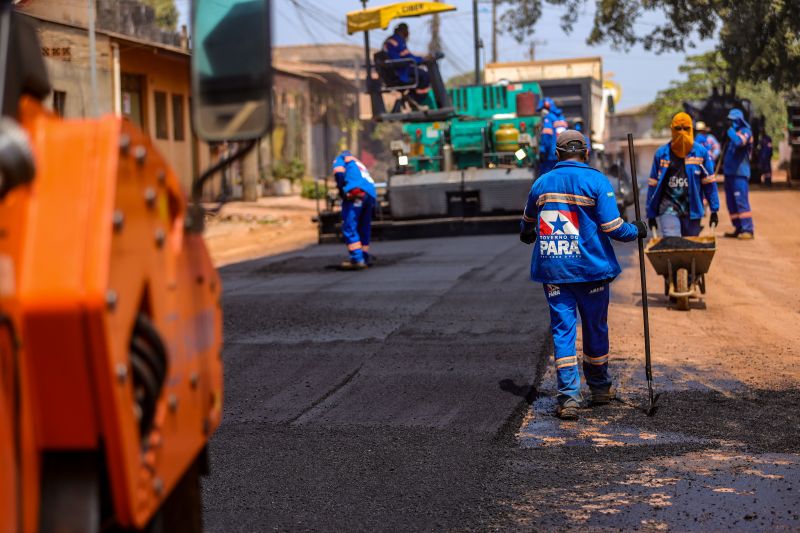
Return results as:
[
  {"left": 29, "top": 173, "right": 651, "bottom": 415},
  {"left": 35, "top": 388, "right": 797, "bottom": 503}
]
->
[
  {"left": 520, "top": 130, "right": 647, "bottom": 420},
  {"left": 695, "top": 121, "right": 721, "bottom": 163},
  {"left": 646, "top": 112, "right": 720, "bottom": 237},
  {"left": 383, "top": 23, "right": 431, "bottom": 106},
  {"left": 537, "top": 97, "right": 568, "bottom": 176},
  {"left": 722, "top": 108, "right": 755, "bottom": 239},
  {"left": 332, "top": 150, "right": 377, "bottom": 270}
]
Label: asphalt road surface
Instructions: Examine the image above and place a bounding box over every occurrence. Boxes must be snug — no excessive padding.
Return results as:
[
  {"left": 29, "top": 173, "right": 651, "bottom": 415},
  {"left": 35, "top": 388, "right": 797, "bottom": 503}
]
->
[
  {"left": 203, "top": 230, "right": 800, "bottom": 531},
  {"left": 202, "top": 235, "right": 550, "bottom": 531}
]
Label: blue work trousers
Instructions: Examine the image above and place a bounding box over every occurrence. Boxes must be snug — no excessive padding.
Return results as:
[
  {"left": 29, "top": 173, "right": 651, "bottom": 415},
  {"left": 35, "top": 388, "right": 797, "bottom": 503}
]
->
[
  {"left": 543, "top": 280, "right": 613, "bottom": 404},
  {"left": 658, "top": 214, "right": 702, "bottom": 237},
  {"left": 341, "top": 195, "right": 375, "bottom": 262},
  {"left": 724, "top": 175, "right": 754, "bottom": 234}
]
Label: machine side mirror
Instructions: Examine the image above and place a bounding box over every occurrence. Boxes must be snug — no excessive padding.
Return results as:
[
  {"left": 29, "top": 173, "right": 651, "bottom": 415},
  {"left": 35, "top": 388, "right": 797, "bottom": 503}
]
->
[{"left": 191, "top": 0, "right": 272, "bottom": 142}]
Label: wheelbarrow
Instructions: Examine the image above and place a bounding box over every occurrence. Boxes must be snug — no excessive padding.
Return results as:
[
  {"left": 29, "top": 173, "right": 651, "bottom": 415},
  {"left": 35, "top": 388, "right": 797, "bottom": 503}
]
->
[{"left": 644, "top": 233, "right": 716, "bottom": 311}]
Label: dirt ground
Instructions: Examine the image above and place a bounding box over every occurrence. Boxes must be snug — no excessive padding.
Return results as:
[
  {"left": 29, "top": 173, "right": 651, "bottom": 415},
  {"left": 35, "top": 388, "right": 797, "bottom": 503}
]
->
[
  {"left": 513, "top": 183, "right": 800, "bottom": 531},
  {"left": 203, "top": 196, "right": 319, "bottom": 267}
]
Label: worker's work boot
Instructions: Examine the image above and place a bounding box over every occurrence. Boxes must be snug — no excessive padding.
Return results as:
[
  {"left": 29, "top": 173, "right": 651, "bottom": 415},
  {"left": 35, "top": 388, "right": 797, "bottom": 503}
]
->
[
  {"left": 339, "top": 260, "right": 368, "bottom": 271},
  {"left": 590, "top": 385, "right": 616, "bottom": 406},
  {"left": 737, "top": 232, "right": 754, "bottom": 240},
  {"left": 556, "top": 397, "right": 581, "bottom": 420},
  {"left": 723, "top": 231, "right": 739, "bottom": 238}
]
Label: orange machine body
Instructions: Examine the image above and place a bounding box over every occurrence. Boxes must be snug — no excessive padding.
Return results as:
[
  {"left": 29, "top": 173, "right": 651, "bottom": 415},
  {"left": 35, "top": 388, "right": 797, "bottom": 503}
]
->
[{"left": 0, "top": 97, "right": 223, "bottom": 530}]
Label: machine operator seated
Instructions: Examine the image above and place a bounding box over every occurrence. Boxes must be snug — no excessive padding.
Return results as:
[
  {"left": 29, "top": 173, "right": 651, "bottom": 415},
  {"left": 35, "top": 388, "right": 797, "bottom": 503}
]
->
[{"left": 382, "top": 23, "right": 432, "bottom": 106}]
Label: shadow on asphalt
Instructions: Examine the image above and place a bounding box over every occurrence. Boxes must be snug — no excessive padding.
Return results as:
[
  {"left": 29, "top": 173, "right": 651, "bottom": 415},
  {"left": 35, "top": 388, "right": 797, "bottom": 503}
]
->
[
  {"left": 256, "top": 252, "right": 423, "bottom": 274},
  {"left": 498, "top": 378, "right": 538, "bottom": 405}
]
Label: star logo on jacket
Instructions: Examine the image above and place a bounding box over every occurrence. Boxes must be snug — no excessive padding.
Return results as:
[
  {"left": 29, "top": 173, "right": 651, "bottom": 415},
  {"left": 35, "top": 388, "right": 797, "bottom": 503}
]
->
[{"left": 539, "top": 210, "right": 580, "bottom": 236}]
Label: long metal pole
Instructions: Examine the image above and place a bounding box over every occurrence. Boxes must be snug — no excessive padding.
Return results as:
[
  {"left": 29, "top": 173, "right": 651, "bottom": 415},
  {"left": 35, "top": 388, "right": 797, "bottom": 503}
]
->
[
  {"left": 362, "top": 0, "right": 371, "bottom": 80},
  {"left": 627, "top": 133, "right": 657, "bottom": 415},
  {"left": 472, "top": 0, "right": 479, "bottom": 85},
  {"left": 491, "top": 0, "right": 497, "bottom": 64},
  {"left": 88, "top": 0, "right": 99, "bottom": 116}
]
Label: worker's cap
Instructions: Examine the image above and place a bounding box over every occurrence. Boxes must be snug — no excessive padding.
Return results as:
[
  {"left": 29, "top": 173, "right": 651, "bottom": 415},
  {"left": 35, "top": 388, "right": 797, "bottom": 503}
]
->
[
  {"left": 695, "top": 120, "right": 708, "bottom": 131},
  {"left": 556, "top": 129, "right": 587, "bottom": 153},
  {"left": 727, "top": 108, "right": 744, "bottom": 121},
  {"left": 396, "top": 22, "right": 409, "bottom": 33}
]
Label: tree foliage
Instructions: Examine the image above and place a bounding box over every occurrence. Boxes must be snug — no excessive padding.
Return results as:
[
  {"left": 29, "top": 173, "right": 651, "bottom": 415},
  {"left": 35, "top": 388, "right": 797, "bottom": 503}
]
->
[
  {"left": 499, "top": 0, "right": 800, "bottom": 92},
  {"left": 650, "top": 52, "right": 787, "bottom": 142},
  {"left": 141, "top": 0, "right": 179, "bottom": 31}
]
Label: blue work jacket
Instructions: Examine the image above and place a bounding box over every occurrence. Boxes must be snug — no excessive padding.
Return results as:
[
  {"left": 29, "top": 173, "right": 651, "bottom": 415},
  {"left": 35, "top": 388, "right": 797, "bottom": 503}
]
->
[
  {"left": 332, "top": 151, "right": 377, "bottom": 199},
  {"left": 646, "top": 142, "right": 718, "bottom": 220},
  {"left": 696, "top": 133, "right": 721, "bottom": 161},
  {"left": 722, "top": 111, "right": 753, "bottom": 177},
  {"left": 521, "top": 160, "right": 639, "bottom": 284},
  {"left": 383, "top": 33, "right": 423, "bottom": 84}
]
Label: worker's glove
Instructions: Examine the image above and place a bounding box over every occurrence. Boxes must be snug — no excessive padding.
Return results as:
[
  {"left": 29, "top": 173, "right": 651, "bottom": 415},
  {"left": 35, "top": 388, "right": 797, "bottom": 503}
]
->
[
  {"left": 648, "top": 217, "right": 658, "bottom": 230},
  {"left": 634, "top": 220, "right": 648, "bottom": 239},
  {"left": 519, "top": 229, "right": 536, "bottom": 245},
  {"left": 346, "top": 188, "right": 366, "bottom": 201},
  {"left": 709, "top": 211, "right": 719, "bottom": 227}
]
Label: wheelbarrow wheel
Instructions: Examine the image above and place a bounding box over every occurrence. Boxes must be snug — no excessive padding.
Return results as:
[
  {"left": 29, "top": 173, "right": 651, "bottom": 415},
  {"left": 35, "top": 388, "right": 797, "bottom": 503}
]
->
[
  {"left": 663, "top": 275, "right": 670, "bottom": 297},
  {"left": 699, "top": 273, "right": 706, "bottom": 295},
  {"left": 676, "top": 268, "right": 690, "bottom": 311}
]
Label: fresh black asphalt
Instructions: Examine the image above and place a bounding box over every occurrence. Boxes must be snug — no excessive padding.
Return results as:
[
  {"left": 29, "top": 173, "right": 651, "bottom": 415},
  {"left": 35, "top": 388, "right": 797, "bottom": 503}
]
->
[{"left": 202, "top": 235, "right": 552, "bottom": 531}]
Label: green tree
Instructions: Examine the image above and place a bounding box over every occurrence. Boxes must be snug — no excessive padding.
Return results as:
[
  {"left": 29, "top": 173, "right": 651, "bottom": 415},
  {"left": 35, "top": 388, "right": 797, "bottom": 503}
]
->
[
  {"left": 499, "top": 0, "right": 800, "bottom": 92},
  {"left": 142, "top": 0, "right": 179, "bottom": 31},
  {"left": 650, "top": 52, "right": 787, "bottom": 142}
]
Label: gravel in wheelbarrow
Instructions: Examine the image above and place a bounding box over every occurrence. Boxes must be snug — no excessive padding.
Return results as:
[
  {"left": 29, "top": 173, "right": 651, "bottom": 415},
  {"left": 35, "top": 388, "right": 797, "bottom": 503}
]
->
[{"left": 649, "top": 236, "right": 715, "bottom": 252}]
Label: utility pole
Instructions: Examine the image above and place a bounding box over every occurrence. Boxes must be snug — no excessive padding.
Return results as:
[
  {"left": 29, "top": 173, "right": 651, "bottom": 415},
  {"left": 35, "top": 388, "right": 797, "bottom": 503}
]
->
[
  {"left": 88, "top": 0, "right": 98, "bottom": 116},
  {"left": 491, "top": 0, "right": 497, "bottom": 64},
  {"left": 472, "top": 0, "right": 480, "bottom": 84}
]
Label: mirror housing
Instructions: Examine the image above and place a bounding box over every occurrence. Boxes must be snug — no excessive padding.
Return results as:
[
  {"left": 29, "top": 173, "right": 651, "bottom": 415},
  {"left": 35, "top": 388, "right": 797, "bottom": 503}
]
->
[{"left": 191, "top": 0, "right": 272, "bottom": 142}]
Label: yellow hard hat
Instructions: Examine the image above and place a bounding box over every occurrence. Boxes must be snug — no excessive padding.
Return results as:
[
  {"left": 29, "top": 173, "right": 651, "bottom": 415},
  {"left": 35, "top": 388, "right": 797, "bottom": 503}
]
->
[{"left": 695, "top": 121, "right": 708, "bottom": 131}]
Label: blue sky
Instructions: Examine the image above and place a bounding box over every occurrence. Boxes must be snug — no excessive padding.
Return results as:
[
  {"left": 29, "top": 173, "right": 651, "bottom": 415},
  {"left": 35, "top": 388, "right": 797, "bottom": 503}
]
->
[{"left": 180, "top": 0, "right": 717, "bottom": 110}]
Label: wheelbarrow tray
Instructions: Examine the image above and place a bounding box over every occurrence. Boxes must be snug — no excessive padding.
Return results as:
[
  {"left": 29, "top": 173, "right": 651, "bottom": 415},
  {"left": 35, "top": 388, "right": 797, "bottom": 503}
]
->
[{"left": 644, "top": 236, "right": 716, "bottom": 277}]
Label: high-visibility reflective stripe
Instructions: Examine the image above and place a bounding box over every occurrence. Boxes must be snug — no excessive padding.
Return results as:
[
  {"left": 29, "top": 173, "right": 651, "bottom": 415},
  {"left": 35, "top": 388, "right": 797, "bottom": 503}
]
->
[
  {"left": 600, "top": 218, "right": 624, "bottom": 232},
  {"left": 344, "top": 155, "right": 355, "bottom": 163},
  {"left": 555, "top": 356, "right": 578, "bottom": 369},
  {"left": 686, "top": 157, "right": 704, "bottom": 165},
  {"left": 522, "top": 212, "right": 536, "bottom": 222},
  {"left": 701, "top": 176, "right": 716, "bottom": 184},
  {"left": 660, "top": 160, "right": 669, "bottom": 167},
  {"left": 738, "top": 211, "right": 752, "bottom": 218},
  {"left": 584, "top": 354, "right": 609, "bottom": 365},
  {"left": 416, "top": 87, "right": 430, "bottom": 93},
  {"left": 553, "top": 120, "right": 568, "bottom": 128},
  {"left": 730, "top": 214, "right": 740, "bottom": 220},
  {"left": 347, "top": 241, "right": 362, "bottom": 251},
  {"left": 333, "top": 165, "right": 345, "bottom": 174},
  {"left": 537, "top": 193, "right": 595, "bottom": 207},
  {"left": 387, "top": 38, "right": 398, "bottom": 46},
  {"left": 541, "top": 128, "right": 554, "bottom": 134},
  {"left": 648, "top": 179, "right": 658, "bottom": 186},
  {"left": 399, "top": 49, "right": 411, "bottom": 56}
]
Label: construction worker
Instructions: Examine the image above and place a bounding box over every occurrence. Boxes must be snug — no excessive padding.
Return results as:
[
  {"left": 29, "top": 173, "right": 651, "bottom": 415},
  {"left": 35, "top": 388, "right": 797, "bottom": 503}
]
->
[
  {"left": 383, "top": 23, "right": 431, "bottom": 106},
  {"left": 695, "top": 121, "right": 721, "bottom": 163},
  {"left": 646, "top": 112, "right": 720, "bottom": 237},
  {"left": 332, "top": 150, "right": 377, "bottom": 270},
  {"left": 519, "top": 130, "right": 647, "bottom": 420},
  {"left": 759, "top": 129, "right": 773, "bottom": 186},
  {"left": 537, "top": 97, "right": 568, "bottom": 176},
  {"left": 722, "top": 108, "right": 755, "bottom": 239}
]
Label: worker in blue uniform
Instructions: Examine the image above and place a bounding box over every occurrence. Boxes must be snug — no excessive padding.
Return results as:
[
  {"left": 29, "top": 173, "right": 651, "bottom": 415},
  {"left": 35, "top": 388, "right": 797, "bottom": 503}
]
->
[
  {"left": 383, "top": 23, "right": 431, "bottom": 106},
  {"left": 332, "top": 151, "right": 377, "bottom": 270},
  {"left": 519, "top": 130, "right": 647, "bottom": 420},
  {"left": 722, "top": 108, "right": 755, "bottom": 239},
  {"left": 646, "top": 112, "right": 720, "bottom": 237},
  {"left": 758, "top": 130, "right": 773, "bottom": 186},
  {"left": 695, "top": 121, "right": 721, "bottom": 163},
  {"left": 536, "top": 97, "right": 568, "bottom": 176},
  {"left": 574, "top": 119, "right": 593, "bottom": 164}
]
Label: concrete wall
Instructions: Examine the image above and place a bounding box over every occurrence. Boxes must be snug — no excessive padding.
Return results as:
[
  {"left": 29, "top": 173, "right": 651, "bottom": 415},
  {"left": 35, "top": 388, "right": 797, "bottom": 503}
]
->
[
  {"left": 17, "top": 0, "right": 90, "bottom": 27},
  {"left": 35, "top": 20, "right": 114, "bottom": 117}
]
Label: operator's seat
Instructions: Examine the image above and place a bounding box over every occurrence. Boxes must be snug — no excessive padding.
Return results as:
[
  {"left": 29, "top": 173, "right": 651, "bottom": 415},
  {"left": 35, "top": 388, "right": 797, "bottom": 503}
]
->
[{"left": 373, "top": 50, "right": 419, "bottom": 113}]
